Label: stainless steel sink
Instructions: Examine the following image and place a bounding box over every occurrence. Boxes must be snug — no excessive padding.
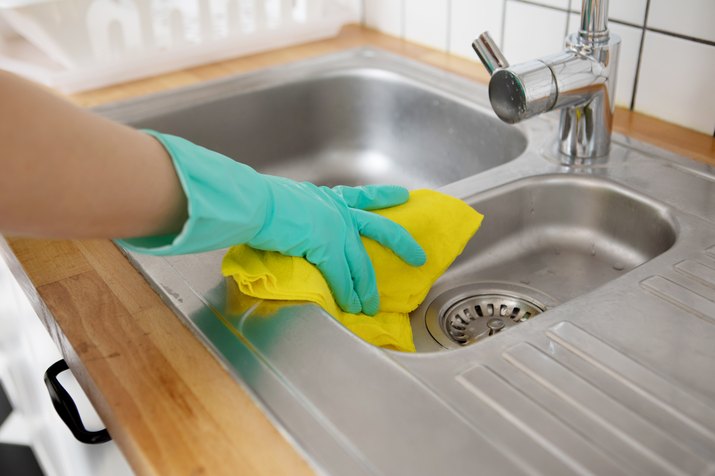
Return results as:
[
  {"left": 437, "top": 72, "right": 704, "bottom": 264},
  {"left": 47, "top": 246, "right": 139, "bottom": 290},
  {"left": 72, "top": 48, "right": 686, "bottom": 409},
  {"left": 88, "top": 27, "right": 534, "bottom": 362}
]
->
[
  {"left": 100, "top": 53, "right": 526, "bottom": 188},
  {"left": 411, "top": 174, "right": 678, "bottom": 351},
  {"left": 100, "top": 49, "right": 715, "bottom": 476}
]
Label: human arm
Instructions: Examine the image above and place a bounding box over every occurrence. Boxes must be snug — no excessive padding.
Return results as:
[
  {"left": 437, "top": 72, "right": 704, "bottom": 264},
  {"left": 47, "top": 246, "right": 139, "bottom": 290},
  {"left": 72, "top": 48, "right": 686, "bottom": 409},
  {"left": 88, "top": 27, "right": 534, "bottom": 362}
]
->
[
  {"left": 0, "top": 69, "right": 187, "bottom": 239},
  {"left": 0, "top": 70, "right": 425, "bottom": 315}
]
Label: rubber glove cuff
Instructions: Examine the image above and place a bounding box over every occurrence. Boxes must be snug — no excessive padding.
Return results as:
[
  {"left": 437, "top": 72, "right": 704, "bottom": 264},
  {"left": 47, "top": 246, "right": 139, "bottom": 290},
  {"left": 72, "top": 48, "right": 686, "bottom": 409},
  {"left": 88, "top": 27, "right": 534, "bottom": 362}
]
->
[{"left": 115, "top": 130, "right": 268, "bottom": 255}]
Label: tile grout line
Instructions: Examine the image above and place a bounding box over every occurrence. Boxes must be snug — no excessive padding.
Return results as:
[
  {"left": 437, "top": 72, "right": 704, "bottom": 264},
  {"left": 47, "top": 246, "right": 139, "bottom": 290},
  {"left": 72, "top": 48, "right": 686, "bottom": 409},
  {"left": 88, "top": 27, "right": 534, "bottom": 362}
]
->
[
  {"left": 513, "top": 0, "right": 714, "bottom": 45},
  {"left": 514, "top": 0, "right": 568, "bottom": 14},
  {"left": 565, "top": 0, "right": 574, "bottom": 38},
  {"left": 500, "top": 0, "right": 507, "bottom": 49},
  {"left": 645, "top": 27, "right": 715, "bottom": 47},
  {"left": 629, "top": 0, "right": 650, "bottom": 111},
  {"left": 516, "top": 0, "right": 635, "bottom": 26}
]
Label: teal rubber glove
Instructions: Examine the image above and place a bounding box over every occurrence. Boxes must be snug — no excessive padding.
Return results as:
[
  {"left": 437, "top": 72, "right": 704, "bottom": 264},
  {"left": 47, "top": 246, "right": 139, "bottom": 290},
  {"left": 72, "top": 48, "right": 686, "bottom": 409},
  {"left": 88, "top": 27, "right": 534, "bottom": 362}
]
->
[{"left": 116, "top": 130, "right": 426, "bottom": 316}]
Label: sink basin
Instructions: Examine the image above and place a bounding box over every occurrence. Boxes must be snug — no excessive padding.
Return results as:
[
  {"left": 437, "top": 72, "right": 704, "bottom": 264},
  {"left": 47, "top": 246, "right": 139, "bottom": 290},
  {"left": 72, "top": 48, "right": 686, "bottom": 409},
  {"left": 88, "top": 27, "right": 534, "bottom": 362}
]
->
[
  {"left": 100, "top": 55, "right": 526, "bottom": 188},
  {"left": 411, "top": 174, "right": 677, "bottom": 351}
]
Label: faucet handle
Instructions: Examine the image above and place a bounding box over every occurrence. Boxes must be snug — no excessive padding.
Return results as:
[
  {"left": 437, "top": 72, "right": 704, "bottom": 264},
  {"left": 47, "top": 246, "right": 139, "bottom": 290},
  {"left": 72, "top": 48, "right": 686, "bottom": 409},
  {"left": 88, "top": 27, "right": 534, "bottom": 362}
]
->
[
  {"left": 471, "top": 30, "right": 558, "bottom": 124},
  {"left": 472, "top": 32, "right": 509, "bottom": 75}
]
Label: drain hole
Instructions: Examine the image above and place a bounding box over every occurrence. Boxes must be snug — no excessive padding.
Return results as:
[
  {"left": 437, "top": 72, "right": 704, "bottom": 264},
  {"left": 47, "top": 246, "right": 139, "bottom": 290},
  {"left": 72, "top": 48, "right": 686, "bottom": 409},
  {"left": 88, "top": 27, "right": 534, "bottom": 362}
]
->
[{"left": 440, "top": 292, "right": 545, "bottom": 347}]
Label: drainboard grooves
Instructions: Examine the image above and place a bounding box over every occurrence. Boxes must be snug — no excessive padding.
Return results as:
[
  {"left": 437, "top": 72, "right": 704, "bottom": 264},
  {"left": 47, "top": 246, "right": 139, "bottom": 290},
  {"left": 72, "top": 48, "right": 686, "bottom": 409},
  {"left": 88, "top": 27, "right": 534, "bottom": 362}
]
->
[
  {"left": 503, "top": 343, "right": 711, "bottom": 476},
  {"left": 457, "top": 366, "right": 628, "bottom": 476},
  {"left": 546, "top": 322, "right": 715, "bottom": 457},
  {"left": 641, "top": 276, "right": 715, "bottom": 323},
  {"left": 675, "top": 259, "right": 715, "bottom": 290}
]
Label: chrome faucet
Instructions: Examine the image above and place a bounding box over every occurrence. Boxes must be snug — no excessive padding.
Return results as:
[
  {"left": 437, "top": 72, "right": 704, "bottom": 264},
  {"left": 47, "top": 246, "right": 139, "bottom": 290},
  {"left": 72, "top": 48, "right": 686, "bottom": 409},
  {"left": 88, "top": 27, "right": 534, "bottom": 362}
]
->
[{"left": 473, "top": 0, "right": 620, "bottom": 163}]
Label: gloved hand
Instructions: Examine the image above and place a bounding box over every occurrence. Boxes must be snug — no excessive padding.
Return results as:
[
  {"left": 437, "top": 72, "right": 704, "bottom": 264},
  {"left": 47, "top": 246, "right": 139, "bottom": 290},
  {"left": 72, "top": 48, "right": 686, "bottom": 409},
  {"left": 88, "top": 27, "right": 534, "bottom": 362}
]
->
[{"left": 116, "top": 131, "right": 426, "bottom": 316}]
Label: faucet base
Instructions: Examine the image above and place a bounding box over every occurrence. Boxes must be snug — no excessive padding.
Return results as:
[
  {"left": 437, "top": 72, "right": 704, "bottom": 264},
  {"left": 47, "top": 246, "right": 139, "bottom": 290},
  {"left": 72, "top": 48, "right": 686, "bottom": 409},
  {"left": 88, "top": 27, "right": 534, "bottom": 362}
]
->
[{"left": 557, "top": 32, "right": 621, "bottom": 162}]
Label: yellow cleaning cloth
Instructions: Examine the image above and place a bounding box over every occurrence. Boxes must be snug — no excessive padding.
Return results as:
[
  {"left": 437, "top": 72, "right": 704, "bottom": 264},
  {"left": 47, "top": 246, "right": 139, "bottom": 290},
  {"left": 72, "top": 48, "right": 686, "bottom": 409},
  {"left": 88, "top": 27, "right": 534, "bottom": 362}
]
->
[{"left": 221, "top": 189, "right": 484, "bottom": 352}]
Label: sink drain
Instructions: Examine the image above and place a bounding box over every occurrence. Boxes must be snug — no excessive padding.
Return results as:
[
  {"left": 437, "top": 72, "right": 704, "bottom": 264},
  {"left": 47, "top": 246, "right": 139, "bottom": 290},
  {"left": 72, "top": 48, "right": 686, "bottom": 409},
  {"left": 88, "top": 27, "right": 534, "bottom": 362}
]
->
[
  {"left": 442, "top": 294, "right": 544, "bottom": 345},
  {"left": 423, "top": 283, "right": 551, "bottom": 349}
]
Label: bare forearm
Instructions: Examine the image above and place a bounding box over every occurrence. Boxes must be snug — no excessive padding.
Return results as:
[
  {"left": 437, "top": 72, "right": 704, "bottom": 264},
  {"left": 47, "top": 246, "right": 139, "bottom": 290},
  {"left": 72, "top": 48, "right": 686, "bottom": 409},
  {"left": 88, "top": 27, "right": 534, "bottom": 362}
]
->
[{"left": 0, "top": 70, "right": 187, "bottom": 239}]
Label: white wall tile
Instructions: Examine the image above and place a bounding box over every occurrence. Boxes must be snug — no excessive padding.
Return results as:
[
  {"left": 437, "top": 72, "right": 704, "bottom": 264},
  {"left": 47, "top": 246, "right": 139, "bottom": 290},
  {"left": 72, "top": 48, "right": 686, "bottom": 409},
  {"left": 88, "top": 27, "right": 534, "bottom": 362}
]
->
[
  {"left": 608, "top": 0, "right": 647, "bottom": 26},
  {"left": 335, "top": 0, "right": 363, "bottom": 21},
  {"left": 567, "top": 13, "right": 642, "bottom": 108},
  {"left": 635, "top": 32, "right": 715, "bottom": 134},
  {"left": 347, "top": 0, "right": 364, "bottom": 21},
  {"left": 528, "top": 0, "right": 569, "bottom": 9},
  {"left": 566, "top": 12, "right": 578, "bottom": 36},
  {"left": 0, "top": 15, "right": 13, "bottom": 38},
  {"left": 567, "top": 1, "right": 647, "bottom": 27},
  {"left": 648, "top": 0, "right": 715, "bottom": 43},
  {"left": 404, "top": 0, "right": 448, "bottom": 51},
  {"left": 364, "top": 0, "right": 403, "bottom": 38},
  {"left": 449, "top": 0, "right": 503, "bottom": 60},
  {"left": 607, "top": 22, "right": 642, "bottom": 108},
  {"left": 503, "top": 0, "right": 567, "bottom": 64}
]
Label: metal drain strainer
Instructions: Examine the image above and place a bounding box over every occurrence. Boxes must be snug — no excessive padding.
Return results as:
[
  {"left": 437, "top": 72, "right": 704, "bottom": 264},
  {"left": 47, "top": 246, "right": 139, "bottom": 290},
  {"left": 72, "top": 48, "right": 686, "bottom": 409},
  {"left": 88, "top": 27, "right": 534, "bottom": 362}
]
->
[
  {"left": 442, "top": 294, "right": 544, "bottom": 345},
  {"left": 423, "top": 283, "right": 552, "bottom": 349}
]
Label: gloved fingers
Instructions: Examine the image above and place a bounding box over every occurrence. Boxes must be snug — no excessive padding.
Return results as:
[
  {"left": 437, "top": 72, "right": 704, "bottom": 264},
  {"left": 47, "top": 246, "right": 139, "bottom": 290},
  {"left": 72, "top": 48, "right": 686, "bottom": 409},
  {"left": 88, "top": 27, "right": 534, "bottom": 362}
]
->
[
  {"left": 353, "top": 209, "right": 427, "bottom": 267},
  {"left": 308, "top": 248, "right": 363, "bottom": 315},
  {"left": 331, "top": 185, "right": 409, "bottom": 211},
  {"left": 344, "top": 232, "right": 380, "bottom": 316}
]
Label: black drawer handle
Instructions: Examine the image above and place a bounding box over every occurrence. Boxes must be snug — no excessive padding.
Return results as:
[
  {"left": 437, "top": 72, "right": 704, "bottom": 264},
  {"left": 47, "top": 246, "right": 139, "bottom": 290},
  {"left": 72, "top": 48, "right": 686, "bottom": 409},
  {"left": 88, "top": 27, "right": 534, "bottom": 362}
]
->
[{"left": 44, "top": 359, "right": 111, "bottom": 444}]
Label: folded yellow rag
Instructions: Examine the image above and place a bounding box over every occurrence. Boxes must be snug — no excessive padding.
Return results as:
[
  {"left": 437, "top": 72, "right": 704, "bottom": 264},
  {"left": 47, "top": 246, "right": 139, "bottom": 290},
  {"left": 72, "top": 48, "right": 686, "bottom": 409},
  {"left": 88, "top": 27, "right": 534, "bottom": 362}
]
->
[{"left": 221, "top": 189, "right": 484, "bottom": 352}]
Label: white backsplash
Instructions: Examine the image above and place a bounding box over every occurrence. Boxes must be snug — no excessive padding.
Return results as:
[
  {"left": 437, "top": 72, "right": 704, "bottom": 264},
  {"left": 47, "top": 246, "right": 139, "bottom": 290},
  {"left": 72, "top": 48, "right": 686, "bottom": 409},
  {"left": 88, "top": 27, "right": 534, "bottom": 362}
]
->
[{"left": 362, "top": 0, "right": 715, "bottom": 136}]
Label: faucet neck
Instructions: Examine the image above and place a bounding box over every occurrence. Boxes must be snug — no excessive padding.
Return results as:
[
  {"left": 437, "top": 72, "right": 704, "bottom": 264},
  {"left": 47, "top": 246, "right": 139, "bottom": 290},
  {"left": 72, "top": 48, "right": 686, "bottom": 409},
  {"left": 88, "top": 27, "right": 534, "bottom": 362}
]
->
[{"left": 579, "top": 0, "right": 609, "bottom": 44}]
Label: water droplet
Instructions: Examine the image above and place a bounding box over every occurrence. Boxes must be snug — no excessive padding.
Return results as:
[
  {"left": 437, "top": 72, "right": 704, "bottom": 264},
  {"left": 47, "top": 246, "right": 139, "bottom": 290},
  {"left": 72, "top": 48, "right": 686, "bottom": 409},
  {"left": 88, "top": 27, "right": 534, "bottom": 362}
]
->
[
  {"left": 590, "top": 244, "right": 596, "bottom": 256},
  {"left": 613, "top": 262, "right": 625, "bottom": 271}
]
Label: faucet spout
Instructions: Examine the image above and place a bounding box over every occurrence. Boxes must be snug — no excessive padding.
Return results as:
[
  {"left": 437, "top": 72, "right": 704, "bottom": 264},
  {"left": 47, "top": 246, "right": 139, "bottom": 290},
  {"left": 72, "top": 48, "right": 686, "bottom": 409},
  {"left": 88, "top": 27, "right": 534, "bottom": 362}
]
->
[{"left": 472, "top": 0, "right": 620, "bottom": 163}]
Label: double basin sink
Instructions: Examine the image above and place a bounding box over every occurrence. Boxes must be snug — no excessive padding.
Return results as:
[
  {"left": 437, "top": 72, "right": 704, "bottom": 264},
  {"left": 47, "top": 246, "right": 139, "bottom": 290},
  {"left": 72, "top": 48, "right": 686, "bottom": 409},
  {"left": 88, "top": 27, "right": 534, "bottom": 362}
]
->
[{"left": 99, "top": 49, "right": 715, "bottom": 475}]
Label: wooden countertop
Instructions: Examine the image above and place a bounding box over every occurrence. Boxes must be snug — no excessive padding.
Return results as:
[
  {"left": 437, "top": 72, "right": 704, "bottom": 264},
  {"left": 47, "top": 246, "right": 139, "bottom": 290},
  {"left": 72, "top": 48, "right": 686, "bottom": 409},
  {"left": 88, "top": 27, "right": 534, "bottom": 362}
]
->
[{"left": 7, "top": 25, "right": 715, "bottom": 476}]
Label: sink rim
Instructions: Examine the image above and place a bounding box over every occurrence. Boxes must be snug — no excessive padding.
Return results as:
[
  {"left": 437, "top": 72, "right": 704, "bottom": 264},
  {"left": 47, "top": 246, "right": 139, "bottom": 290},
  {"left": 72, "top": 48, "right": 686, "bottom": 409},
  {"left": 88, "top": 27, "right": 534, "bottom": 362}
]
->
[{"left": 94, "top": 47, "right": 508, "bottom": 128}]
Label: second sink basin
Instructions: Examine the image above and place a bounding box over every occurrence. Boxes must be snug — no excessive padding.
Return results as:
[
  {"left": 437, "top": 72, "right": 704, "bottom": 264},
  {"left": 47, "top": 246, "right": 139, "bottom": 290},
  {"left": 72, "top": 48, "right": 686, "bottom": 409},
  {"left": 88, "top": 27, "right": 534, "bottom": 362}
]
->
[
  {"left": 100, "top": 50, "right": 527, "bottom": 188},
  {"left": 411, "top": 174, "right": 678, "bottom": 351}
]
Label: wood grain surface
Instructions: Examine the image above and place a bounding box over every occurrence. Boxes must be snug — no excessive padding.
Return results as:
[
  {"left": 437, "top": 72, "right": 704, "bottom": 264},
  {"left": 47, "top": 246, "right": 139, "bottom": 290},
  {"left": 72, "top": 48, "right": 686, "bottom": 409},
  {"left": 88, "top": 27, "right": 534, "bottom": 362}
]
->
[
  {"left": 7, "top": 24, "right": 715, "bottom": 476},
  {"left": 10, "top": 238, "right": 314, "bottom": 476}
]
